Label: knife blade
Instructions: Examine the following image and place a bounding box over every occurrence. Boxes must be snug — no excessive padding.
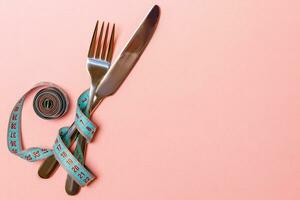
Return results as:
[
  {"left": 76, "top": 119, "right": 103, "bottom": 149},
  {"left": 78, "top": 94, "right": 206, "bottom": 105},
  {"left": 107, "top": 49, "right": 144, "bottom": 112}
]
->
[
  {"left": 92, "top": 4, "right": 160, "bottom": 106},
  {"left": 39, "top": 4, "right": 160, "bottom": 195},
  {"left": 65, "top": 5, "right": 160, "bottom": 195}
]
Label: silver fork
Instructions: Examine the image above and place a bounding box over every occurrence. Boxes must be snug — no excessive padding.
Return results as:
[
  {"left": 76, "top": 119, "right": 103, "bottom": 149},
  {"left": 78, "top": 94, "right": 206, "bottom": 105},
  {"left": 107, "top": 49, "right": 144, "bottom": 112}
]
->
[
  {"left": 86, "top": 21, "right": 115, "bottom": 111},
  {"left": 65, "top": 21, "right": 115, "bottom": 195}
]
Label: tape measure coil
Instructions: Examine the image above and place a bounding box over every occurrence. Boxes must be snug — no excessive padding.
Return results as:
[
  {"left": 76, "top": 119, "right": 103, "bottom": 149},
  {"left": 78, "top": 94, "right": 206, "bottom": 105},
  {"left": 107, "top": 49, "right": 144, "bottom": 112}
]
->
[{"left": 33, "top": 87, "right": 69, "bottom": 119}]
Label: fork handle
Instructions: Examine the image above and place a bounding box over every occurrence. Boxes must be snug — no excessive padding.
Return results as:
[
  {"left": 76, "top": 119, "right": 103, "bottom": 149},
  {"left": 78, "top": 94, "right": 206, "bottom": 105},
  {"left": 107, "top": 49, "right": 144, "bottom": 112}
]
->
[
  {"left": 65, "top": 89, "right": 97, "bottom": 195},
  {"left": 65, "top": 93, "right": 105, "bottom": 194},
  {"left": 38, "top": 96, "right": 103, "bottom": 179},
  {"left": 65, "top": 135, "right": 87, "bottom": 195}
]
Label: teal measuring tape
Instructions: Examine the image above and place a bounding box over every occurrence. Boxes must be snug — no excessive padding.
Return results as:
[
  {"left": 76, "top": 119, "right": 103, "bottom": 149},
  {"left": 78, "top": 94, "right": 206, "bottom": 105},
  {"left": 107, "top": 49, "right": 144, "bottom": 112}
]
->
[{"left": 7, "top": 82, "right": 97, "bottom": 187}]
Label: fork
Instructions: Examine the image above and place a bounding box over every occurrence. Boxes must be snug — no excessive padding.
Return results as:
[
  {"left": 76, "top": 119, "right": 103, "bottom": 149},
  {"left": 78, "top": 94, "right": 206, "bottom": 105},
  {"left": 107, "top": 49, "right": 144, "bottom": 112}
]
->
[
  {"left": 37, "top": 21, "right": 115, "bottom": 181},
  {"left": 65, "top": 21, "right": 115, "bottom": 195}
]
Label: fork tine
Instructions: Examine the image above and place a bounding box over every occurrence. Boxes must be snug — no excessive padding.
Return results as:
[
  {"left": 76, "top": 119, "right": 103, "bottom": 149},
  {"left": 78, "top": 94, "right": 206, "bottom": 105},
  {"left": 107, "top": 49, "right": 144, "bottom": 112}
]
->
[
  {"left": 88, "top": 21, "right": 99, "bottom": 58},
  {"left": 95, "top": 22, "right": 104, "bottom": 59},
  {"left": 106, "top": 23, "right": 115, "bottom": 62},
  {"left": 100, "top": 23, "right": 110, "bottom": 60}
]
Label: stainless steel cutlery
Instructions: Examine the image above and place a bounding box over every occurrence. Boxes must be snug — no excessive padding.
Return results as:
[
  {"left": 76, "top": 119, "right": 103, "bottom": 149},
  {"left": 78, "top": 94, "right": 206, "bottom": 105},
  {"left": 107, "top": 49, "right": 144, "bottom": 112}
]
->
[
  {"left": 65, "top": 21, "right": 115, "bottom": 195},
  {"left": 37, "top": 4, "right": 160, "bottom": 195}
]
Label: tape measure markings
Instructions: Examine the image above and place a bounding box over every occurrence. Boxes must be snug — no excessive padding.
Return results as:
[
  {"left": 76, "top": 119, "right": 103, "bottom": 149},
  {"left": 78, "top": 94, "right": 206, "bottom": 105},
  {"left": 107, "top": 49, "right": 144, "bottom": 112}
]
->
[{"left": 7, "top": 82, "right": 97, "bottom": 186}]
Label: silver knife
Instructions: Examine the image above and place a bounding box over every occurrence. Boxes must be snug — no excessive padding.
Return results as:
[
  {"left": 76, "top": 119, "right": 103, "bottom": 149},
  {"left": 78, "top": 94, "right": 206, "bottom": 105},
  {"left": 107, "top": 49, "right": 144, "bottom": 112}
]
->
[
  {"left": 65, "top": 4, "right": 160, "bottom": 195},
  {"left": 39, "top": 5, "right": 160, "bottom": 186},
  {"left": 91, "top": 4, "right": 160, "bottom": 111}
]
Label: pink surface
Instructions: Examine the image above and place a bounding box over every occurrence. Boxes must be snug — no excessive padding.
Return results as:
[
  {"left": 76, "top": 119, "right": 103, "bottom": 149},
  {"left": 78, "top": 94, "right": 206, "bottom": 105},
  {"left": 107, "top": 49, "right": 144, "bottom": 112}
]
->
[{"left": 1, "top": 0, "right": 300, "bottom": 199}]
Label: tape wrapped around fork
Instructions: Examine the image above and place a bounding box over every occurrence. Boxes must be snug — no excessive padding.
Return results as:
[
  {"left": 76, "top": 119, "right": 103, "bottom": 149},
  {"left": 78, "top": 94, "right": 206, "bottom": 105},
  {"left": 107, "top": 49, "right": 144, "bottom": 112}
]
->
[{"left": 7, "top": 82, "right": 96, "bottom": 186}]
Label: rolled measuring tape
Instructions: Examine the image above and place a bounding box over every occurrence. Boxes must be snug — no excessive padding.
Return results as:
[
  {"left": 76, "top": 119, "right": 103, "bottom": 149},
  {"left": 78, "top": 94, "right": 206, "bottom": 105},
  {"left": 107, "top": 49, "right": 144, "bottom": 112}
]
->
[
  {"left": 7, "top": 82, "right": 96, "bottom": 187},
  {"left": 33, "top": 87, "right": 69, "bottom": 119}
]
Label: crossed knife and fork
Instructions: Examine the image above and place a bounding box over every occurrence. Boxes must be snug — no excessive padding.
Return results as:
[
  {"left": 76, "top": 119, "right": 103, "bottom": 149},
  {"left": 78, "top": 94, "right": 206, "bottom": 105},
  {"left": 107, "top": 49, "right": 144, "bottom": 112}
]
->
[{"left": 37, "top": 5, "right": 160, "bottom": 195}]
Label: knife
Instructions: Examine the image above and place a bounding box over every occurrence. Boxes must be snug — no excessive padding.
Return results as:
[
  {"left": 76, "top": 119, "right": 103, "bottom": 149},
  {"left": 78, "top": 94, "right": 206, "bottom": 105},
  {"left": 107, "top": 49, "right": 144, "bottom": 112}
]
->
[
  {"left": 65, "top": 5, "right": 160, "bottom": 195},
  {"left": 93, "top": 4, "right": 160, "bottom": 106},
  {"left": 38, "top": 4, "right": 160, "bottom": 194}
]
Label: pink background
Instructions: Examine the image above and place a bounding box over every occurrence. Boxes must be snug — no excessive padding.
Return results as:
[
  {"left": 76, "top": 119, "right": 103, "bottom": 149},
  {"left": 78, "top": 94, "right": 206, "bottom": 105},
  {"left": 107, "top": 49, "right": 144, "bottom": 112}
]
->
[{"left": 1, "top": 0, "right": 300, "bottom": 199}]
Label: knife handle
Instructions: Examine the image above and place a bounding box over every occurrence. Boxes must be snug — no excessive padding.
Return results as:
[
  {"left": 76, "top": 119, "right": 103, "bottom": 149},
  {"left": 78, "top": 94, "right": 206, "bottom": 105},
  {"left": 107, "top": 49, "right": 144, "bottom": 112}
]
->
[
  {"left": 38, "top": 97, "right": 103, "bottom": 180},
  {"left": 38, "top": 127, "right": 78, "bottom": 178},
  {"left": 38, "top": 155, "right": 59, "bottom": 179}
]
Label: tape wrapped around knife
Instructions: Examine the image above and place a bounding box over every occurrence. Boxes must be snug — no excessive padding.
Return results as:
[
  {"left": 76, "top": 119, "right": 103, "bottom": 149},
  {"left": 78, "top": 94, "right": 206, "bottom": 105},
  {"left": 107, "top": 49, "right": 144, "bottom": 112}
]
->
[
  {"left": 7, "top": 4, "right": 160, "bottom": 192},
  {"left": 65, "top": 6, "right": 160, "bottom": 194}
]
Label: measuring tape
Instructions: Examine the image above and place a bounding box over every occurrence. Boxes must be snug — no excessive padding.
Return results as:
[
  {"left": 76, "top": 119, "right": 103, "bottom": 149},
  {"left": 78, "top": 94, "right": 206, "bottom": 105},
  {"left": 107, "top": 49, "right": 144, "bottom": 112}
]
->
[
  {"left": 33, "top": 87, "right": 69, "bottom": 119},
  {"left": 7, "top": 82, "right": 97, "bottom": 186}
]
